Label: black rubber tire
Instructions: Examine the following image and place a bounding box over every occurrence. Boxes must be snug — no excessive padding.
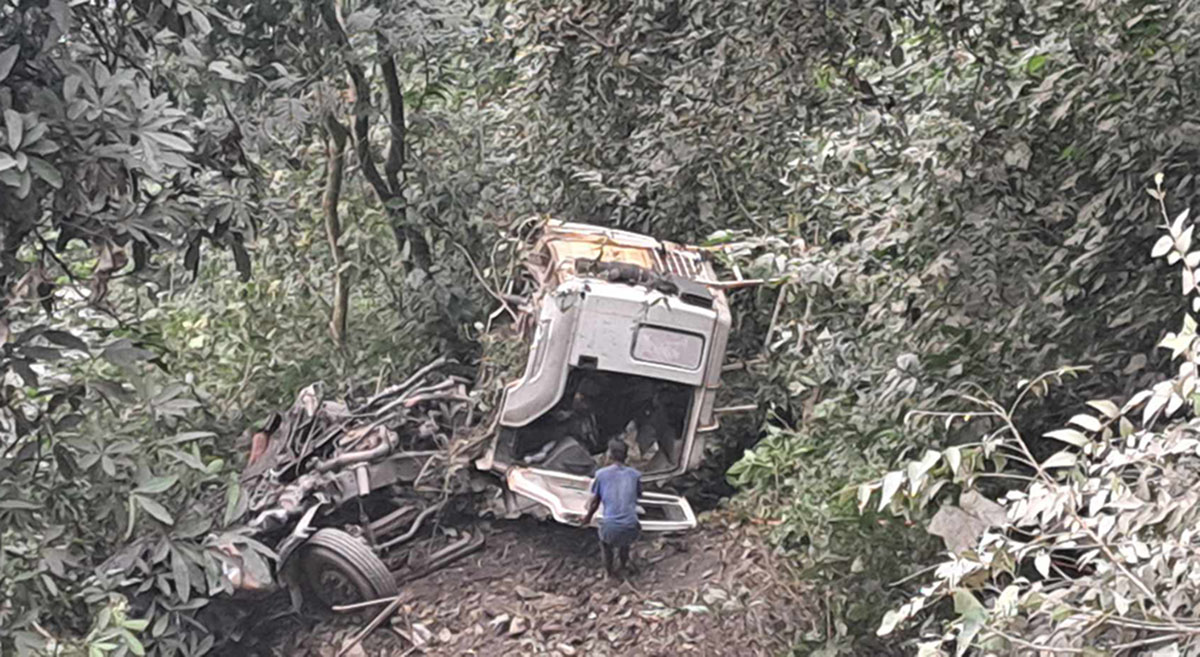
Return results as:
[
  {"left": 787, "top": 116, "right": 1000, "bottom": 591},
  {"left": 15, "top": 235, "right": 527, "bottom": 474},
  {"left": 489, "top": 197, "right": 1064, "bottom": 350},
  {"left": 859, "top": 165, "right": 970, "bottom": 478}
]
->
[{"left": 299, "top": 528, "right": 397, "bottom": 608}]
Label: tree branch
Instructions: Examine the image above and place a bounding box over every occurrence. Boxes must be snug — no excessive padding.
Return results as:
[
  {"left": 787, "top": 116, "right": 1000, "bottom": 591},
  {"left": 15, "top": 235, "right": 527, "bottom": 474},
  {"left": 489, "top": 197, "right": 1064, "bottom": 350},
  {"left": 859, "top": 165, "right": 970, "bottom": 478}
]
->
[
  {"left": 318, "top": 0, "right": 388, "bottom": 200},
  {"left": 322, "top": 113, "right": 351, "bottom": 346},
  {"left": 318, "top": 0, "right": 431, "bottom": 271},
  {"left": 381, "top": 53, "right": 405, "bottom": 195}
]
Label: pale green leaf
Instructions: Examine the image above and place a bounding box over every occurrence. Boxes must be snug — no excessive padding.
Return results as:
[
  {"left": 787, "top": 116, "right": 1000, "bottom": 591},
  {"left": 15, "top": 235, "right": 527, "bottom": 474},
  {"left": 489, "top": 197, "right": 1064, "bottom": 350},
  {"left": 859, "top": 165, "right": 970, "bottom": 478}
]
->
[
  {"left": 142, "top": 131, "right": 194, "bottom": 154},
  {"left": 952, "top": 589, "right": 985, "bottom": 656},
  {"left": 135, "top": 475, "right": 178, "bottom": 495},
  {"left": 1067, "top": 414, "right": 1102, "bottom": 432},
  {"left": 1035, "top": 551, "right": 1051, "bottom": 578},
  {"left": 134, "top": 495, "right": 174, "bottom": 525},
  {"left": 879, "top": 471, "right": 904, "bottom": 511},
  {"left": 122, "top": 630, "right": 145, "bottom": 656},
  {"left": 3, "top": 110, "right": 21, "bottom": 149},
  {"left": 995, "top": 585, "right": 1019, "bottom": 616},
  {"left": 877, "top": 609, "right": 904, "bottom": 636},
  {"left": 1085, "top": 400, "right": 1120, "bottom": 419},
  {"left": 0, "top": 45, "right": 17, "bottom": 84},
  {"left": 1043, "top": 429, "right": 1088, "bottom": 447},
  {"left": 857, "top": 483, "right": 874, "bottom": 513},
  {"left": 944, "top": 446, "right": 961, "bottom": 476},
  {"left": 907, "top": 450, "right": 941, "bottom": 493},
  {"left": 1119, "top": 416, "right": 1135, "bottom": 437},
  {"left": 1152, "top": 234, "right": 1174, "bottom": 257},
  {"left": 1178, "top": 225, "right": 1195, "bottom": 253},
  {"left": 1173, "top": 208, "right": 1191, "bottom": 236},
  {"left": 1042, "top": 451, "right": 1077, "bottom": 469},
  {"left": 223, "top": 479, "right": 241, "bottom": 526}
]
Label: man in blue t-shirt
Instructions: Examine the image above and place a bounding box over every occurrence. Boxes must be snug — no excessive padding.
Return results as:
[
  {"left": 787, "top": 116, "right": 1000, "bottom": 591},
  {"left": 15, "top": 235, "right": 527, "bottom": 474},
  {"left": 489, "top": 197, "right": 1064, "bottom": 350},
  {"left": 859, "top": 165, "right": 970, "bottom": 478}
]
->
[{"left": 582, "top": 439, "right": 642, "bottom": 577}]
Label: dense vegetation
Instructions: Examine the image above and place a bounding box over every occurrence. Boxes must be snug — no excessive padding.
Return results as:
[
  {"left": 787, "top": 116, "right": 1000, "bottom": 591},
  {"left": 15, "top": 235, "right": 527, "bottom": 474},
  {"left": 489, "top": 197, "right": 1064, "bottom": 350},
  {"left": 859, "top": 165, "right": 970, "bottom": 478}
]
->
[{"left": 2, "top": 0, "right": 1199, "bottom": 654}]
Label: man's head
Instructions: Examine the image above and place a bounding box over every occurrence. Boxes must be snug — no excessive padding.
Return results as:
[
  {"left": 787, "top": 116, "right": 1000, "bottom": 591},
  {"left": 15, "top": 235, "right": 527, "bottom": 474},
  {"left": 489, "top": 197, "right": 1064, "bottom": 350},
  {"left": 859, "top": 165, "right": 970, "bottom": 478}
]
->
[{"left": 607, "top": 438, "right": 628, "bottom": 464}]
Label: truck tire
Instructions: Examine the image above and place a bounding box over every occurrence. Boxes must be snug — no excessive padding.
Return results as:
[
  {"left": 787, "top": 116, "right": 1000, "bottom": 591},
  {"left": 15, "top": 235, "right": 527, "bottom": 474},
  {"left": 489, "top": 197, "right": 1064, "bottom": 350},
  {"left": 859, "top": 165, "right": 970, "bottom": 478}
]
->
[{"left": 299, "top": 528, "right": 397, "bottom": 608}]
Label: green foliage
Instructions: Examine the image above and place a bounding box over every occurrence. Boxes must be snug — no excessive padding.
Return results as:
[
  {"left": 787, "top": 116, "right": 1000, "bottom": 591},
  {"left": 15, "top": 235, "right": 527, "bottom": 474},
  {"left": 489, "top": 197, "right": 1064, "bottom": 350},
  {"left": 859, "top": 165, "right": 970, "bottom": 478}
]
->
[
  {"left": 678, "top": 0, "right": 1200, "bottom": 651},
  {"left": 2, "top": 0, "right": 518, "bottom": 653},
  {"left": 7, "top": 0, "right": 1200, "bottom": 654},
  {"left": 0, "top": 344, "right": 266, "bottom": 655},
  {"left": 862, "top": 190, "right": 1200, "bottom": 655},
  {"left": 499, "top": 0, "right": 827, "bottom": 240},
  {"left": 0, "top": 0, "right": 266, "bottom": 652}
]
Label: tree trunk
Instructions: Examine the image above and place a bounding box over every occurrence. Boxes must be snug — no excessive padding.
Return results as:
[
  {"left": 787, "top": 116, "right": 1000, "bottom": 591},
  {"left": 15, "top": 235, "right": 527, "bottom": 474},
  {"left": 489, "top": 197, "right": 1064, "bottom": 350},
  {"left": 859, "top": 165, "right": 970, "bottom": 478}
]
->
[
  {"left": 323, "top": 115, "right": 350, "bottom": 345},
  {"left": 317, "top": 0, "right": 433, "bottom": 274}
]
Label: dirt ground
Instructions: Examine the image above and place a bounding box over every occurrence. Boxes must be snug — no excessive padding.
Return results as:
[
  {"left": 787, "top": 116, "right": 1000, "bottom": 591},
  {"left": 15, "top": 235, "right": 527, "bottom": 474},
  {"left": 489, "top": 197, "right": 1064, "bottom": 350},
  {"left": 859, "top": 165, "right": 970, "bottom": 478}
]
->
[{"left": 249, "top": 510, "right": 813, "bottom": 657}]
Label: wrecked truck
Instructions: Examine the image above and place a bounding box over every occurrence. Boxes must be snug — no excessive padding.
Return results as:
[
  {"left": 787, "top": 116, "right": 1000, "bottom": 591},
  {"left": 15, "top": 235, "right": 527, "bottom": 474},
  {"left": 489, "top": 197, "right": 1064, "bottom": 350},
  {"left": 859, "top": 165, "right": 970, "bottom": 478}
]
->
[{"left": 224, "top": 220, "right": 734, "bottom": 607}]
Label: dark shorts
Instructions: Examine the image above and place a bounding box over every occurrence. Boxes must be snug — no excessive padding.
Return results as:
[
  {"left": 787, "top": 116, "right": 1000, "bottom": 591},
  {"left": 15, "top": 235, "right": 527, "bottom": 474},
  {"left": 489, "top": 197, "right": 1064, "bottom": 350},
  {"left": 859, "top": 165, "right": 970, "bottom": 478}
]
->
[{"left": 598, "top": 522, "right": 640, "bottom": 548}]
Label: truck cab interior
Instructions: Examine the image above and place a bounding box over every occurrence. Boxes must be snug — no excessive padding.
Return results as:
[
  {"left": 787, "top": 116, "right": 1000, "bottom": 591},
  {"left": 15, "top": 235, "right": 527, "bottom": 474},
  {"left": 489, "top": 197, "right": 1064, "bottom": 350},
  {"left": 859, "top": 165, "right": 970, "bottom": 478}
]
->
[{"left": 491, "top": 368, "right": 693, "bottom": 477}]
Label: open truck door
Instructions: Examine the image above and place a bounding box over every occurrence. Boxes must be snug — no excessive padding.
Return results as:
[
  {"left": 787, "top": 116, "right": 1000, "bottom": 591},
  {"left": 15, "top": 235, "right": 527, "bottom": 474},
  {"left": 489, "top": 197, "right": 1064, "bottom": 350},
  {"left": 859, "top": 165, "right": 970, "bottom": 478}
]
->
[{"left": 506, "top": 467, "right": 697, "bottom": 531}]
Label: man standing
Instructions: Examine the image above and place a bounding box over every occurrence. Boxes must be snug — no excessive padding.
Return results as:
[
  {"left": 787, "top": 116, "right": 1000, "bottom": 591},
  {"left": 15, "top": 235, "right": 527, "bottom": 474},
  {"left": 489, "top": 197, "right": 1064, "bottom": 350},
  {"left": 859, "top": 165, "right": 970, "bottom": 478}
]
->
[{"left": 582, "top": 439, "right": 642, "bottom": 578}]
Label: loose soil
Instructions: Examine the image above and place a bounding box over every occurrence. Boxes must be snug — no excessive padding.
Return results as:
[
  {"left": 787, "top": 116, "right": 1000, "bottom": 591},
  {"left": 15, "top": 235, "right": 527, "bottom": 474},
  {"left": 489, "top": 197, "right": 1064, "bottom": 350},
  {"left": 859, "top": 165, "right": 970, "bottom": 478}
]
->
[{"left": 246, "top": 510, "right": 813, "bottom": 656}]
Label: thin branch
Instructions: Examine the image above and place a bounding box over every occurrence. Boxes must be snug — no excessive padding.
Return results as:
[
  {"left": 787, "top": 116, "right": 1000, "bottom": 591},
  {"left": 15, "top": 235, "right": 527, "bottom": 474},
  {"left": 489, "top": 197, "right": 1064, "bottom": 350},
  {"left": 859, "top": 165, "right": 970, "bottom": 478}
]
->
[
  {"left": 451, "top": 242, "right": 517, "bottom": 323},
  {"left": 1111, "top": 633, "right": 1186, "bottom": 652},
  {"left": 984, "top": 627, "right": 1084, "bottom": 654},
  {"left": 760, "top": 283, "right": 788, "bottom": 356}
]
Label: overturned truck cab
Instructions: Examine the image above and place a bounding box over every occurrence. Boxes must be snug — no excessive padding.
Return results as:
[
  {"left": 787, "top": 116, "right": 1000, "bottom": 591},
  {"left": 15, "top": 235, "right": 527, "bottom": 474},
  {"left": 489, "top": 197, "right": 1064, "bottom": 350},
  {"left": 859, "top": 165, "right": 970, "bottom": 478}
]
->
[{"left": 478, "top": 221, "right": 732, "bottom": 532}]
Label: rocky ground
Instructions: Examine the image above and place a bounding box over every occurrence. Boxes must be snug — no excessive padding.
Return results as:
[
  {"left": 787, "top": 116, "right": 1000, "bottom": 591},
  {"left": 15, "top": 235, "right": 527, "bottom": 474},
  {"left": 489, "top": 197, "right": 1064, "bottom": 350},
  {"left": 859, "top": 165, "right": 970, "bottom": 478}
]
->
[{"left": 250, "top": 510, "right": 813, "bottom": 656}]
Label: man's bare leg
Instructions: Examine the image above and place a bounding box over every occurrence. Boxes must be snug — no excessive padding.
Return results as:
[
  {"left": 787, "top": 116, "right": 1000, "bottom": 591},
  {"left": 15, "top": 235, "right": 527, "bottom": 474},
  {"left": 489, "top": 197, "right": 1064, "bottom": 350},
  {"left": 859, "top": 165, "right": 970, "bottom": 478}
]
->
[
  {"left": 601, "top": 541, "right": 617, "bottom": 577},
  {"left": 618, "top": 545, "right": 634, "bottom": 574}
]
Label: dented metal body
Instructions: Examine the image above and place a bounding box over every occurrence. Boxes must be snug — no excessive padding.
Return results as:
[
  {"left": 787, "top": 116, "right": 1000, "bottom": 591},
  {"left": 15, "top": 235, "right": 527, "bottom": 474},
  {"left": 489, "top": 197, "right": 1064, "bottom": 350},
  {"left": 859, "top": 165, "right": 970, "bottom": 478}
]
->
[{"left": 221, "top": 221, "right": 732, "bottom": 599}]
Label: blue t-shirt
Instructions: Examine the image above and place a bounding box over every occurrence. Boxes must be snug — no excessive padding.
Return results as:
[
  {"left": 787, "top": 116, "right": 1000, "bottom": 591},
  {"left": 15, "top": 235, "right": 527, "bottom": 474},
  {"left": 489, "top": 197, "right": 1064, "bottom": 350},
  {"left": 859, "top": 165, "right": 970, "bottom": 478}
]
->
[{"left": 590, "top": 464, "right": 641, "bottom": 528}]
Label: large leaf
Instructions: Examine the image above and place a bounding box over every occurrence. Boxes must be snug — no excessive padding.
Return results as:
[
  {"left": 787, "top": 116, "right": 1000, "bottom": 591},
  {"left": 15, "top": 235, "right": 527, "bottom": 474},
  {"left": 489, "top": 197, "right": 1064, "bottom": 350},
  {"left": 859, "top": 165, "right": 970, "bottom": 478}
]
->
[
  {"left": 0, "top": 45, "right": 18, "bottom": 83},
  {"left": 26, "top": 157, "right": 62, "bottom": 189},
  {"left": 3, "top": 109, "right": 22, "bottom": 149},
  {"left": 171, "top": 548, "right": 191, "bottom": 603},
  {"left": 1043, "top": 429, "right": 1089, "bottom": 447},
  {"left": 134, "top": 494, "right": 175, "bottom": 526},
  {"left": 135, "top": 475, "right": 178, "bottom": 495},
  {"left": 100, "top": 339, "right": 155, "bottom": 367},
  {"left": 142, "top": 131, "right": 194, "bottom": 154},
  {"left": 43, "top": 329, "right": 88, "bottom": 351}
]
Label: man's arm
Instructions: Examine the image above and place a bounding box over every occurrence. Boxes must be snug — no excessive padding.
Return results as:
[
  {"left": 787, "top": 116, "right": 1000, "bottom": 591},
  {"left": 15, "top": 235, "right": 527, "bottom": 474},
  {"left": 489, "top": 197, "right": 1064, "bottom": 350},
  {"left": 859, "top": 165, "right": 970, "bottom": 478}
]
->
[{"left": 582, "top": 494, "right": 600, "bottom": 525}]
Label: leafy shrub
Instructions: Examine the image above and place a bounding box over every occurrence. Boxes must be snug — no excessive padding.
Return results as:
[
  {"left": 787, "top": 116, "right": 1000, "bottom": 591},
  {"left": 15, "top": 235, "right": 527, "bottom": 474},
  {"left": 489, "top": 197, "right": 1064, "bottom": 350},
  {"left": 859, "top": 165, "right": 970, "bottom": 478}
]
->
[
  {"left": 862, "top": 184, "right": 1200, "bottom": 655},
  {"left": 0, "top": 340, "right": 274, "bottom": 657}
]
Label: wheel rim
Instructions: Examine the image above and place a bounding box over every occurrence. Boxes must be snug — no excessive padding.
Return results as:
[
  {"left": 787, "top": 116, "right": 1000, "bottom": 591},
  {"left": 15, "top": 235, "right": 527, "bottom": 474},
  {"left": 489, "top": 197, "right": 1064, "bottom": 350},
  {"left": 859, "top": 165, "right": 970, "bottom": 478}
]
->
[
  {"left": 301, "top": 546, "right": 377, "bottom": 607},
  {"left": 298, "top": 529, "right": 396, "bottom": 609},
  {"left": 315, "top": 566, "right": 362, "bottom": 607}
]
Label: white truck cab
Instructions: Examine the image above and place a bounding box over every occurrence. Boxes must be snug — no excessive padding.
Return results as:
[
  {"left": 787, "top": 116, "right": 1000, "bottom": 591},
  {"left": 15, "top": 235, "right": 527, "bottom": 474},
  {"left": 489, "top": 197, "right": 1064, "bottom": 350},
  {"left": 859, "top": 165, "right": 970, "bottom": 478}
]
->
[{"left": 478, "top": 221, "right": 732, "bottom": 531}]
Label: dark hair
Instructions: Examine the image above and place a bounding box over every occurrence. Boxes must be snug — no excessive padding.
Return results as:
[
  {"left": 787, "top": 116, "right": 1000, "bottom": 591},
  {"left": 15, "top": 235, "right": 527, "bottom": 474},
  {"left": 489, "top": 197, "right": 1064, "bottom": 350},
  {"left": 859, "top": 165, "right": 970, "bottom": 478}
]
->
[{"left": 607, "top": 438, "right": 628, "bottom": 463}]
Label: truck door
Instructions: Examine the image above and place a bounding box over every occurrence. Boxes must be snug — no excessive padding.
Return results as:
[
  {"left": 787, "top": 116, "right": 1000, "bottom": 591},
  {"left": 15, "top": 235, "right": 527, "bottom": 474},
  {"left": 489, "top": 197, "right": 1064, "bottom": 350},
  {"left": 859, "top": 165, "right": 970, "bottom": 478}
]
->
[{"left": 505, "top": 467, "right": 696, "bottom": 531}]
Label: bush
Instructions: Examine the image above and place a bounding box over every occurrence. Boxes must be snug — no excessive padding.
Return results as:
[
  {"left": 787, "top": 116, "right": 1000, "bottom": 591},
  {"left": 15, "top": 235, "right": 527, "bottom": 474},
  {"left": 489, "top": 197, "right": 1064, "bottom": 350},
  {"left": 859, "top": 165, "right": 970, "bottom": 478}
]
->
[{"left": 861, "top": 185, "right": 1200, "bottom": 655}]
